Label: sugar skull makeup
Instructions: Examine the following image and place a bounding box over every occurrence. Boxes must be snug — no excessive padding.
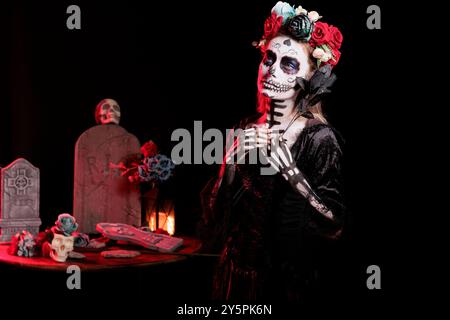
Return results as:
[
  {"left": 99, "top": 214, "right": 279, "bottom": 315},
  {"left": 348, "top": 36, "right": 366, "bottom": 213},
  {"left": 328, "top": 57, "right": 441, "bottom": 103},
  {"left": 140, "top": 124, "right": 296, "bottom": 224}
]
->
[{"left": 257, "top": 35, "right": 312, "bottom": 100}]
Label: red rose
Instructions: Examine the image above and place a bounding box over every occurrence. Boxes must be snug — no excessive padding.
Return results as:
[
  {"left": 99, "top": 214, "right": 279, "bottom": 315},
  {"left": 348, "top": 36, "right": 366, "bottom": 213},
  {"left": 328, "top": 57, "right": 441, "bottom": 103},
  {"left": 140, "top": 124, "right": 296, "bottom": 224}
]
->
[
  {"left": 328, "top": 48, "right": 341, "bottom": 67},
  {"left": 141, "top": 140, "right": 159, "bottom": 158},
  {"left": 263, "top": 13, "right": 283, "bottom": 40},
  {"left": 309, "top": 22, "right": 331, "bottom": 47},
  {"left": 329, "top": 25, "right": 343, "bottom": 49}
]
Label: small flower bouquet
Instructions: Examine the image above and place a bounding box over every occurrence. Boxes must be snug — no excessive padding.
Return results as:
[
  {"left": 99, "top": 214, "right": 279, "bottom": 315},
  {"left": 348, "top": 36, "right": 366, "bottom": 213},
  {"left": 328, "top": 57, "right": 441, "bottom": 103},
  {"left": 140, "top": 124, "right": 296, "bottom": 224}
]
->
[
  {"left": 111, "top": 140, "right": 175, "bottom": 186},
  {"left": 256, "top": 1, "right": 343, "bottom": 68},
  {"left": 8, "top": 231, "right": 37, "bottom": 257}
]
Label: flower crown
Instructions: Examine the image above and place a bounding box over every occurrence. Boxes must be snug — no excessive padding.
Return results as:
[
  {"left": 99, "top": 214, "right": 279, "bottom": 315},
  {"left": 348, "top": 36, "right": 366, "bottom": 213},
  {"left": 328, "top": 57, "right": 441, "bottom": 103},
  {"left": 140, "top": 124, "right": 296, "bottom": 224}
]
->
[{"left": 256, "top": 2, "right": 343, "bottom": 68}]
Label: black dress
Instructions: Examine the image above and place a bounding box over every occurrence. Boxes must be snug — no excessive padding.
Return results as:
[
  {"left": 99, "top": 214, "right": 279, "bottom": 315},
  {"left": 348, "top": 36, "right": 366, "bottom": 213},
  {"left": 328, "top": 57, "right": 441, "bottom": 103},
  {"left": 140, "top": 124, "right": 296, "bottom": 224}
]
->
[{"left": 199, "top": 116, "right": 346, "bottom": 302}]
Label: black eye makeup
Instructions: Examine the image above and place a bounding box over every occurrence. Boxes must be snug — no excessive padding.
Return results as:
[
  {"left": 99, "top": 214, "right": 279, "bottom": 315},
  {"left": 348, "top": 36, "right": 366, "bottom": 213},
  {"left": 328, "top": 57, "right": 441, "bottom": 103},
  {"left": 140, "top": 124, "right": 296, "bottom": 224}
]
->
[
  {"left": 263, "top": 50, "right": 277, "bottom": 67},
  {"left": 280, "top": 56, "right": 300, "bottom": 74}
]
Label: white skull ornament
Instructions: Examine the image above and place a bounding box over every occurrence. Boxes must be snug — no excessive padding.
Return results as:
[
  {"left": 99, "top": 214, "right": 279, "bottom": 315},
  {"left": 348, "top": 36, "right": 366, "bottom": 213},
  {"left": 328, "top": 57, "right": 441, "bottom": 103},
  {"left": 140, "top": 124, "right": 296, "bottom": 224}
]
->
[
  {"left": 258, "top": 35, "right": 314, "bottom": 100},
  {"left": 95, "top": 98, "right": 121, "bottom": 125},
  {"left": 50, "top": 234, "right": 74, "bottom": 262}
]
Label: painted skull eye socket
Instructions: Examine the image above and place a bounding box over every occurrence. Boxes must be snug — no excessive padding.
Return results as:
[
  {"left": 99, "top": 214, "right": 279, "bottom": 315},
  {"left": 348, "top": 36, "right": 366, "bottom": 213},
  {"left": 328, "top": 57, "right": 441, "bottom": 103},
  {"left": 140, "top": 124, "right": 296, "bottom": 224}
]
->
[
  {"left": 111, "top": 105, "right": 119, "bottom": 112},
  {"left": 263, "top": 50, "right": 277, "bottom": 67},
  {"left": 102, "top": 103, "right": 110, "bottom": 111},
  {"left": 280, "top": 56, "right": 300, "bottom": 75}
]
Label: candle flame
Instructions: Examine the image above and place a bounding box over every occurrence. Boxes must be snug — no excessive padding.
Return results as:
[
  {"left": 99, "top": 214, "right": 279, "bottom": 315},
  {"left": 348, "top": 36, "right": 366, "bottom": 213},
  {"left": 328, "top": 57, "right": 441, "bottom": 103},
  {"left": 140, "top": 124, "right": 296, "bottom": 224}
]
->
[
  {"left": 149, "top": 215, "right": 156, "bottom": 231},
  {"left": 167, "top": 215, "right": 175, "bottom": 236},
  {"left": 149, "top": 211, "right": 175, "bottom": 235}
]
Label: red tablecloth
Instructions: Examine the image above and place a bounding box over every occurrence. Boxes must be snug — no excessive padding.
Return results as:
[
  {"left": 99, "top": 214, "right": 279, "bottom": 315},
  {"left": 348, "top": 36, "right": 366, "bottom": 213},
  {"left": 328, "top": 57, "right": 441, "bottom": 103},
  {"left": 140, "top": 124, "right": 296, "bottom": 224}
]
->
[{"left": 0, "top": 237, "right": 202, "bottom": 271}]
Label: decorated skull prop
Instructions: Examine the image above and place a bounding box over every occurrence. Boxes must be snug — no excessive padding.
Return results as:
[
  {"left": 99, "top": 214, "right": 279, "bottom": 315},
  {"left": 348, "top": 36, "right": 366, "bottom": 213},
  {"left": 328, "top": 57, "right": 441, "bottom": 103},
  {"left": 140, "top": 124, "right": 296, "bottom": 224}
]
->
[
  {"left": 50, "top": 234, "right": 74, "bottom": 262},
  {"left": 95, "top": 98, "right": 121, "bottom": 125},
  {"left": 258, "top": 35, "right": 314, "bottom": 100}
]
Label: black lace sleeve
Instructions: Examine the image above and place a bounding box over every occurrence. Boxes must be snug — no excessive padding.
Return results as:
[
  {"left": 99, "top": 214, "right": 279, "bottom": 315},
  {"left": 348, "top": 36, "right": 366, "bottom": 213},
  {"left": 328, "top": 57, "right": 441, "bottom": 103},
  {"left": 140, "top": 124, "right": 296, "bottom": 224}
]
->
[
  {"left": 297, "top": 124, "right": 346, "bottom": 239},
  {"left": 198, "top": 170, "right": 233, "bottom": 253}
]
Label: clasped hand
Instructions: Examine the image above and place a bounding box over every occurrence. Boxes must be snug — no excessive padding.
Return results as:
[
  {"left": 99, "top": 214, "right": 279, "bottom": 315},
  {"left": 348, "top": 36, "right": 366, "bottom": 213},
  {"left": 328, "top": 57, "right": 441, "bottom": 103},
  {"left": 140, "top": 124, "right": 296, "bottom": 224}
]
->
[{"left": 225, "top": 123, "right": 296, "bottom": 178}]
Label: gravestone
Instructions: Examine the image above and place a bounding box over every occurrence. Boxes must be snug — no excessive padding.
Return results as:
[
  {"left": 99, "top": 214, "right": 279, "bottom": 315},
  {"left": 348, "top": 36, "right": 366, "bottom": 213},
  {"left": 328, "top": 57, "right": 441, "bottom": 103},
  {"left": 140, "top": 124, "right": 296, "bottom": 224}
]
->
[
  {"left": 0, "top": 158, "right": 41, "bottom": 242},
  {"left": 73, "top": 124, "right": 141, "bottom": 234}
]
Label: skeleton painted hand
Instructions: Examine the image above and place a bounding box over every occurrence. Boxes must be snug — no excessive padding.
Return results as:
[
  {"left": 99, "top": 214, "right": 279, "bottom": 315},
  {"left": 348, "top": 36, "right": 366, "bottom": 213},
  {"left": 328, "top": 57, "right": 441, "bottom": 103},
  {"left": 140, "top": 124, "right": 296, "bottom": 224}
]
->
[
  {"left": 225, "top": 123, "right": 271, "bottom": 164},
  {"left": 261, "top": 134, "right": 334, "bottom": 221}
]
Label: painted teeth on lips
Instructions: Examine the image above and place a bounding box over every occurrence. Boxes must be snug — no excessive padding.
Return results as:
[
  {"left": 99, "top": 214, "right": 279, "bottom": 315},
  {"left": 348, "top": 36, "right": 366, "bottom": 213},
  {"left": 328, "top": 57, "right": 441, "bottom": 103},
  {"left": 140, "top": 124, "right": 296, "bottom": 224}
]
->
[{"left": 263, "top": 79, "right": 291, "bottom": 92}]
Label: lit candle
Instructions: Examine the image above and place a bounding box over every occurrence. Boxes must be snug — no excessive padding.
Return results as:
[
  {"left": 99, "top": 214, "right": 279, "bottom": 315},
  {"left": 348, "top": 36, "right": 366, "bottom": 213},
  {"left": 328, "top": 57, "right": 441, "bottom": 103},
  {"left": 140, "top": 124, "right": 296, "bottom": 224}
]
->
[
  {"left": 149, "top": 215, "right": 156, "bottom": 231},
  {"left": 167, "top": 215, "right": 175, "bottom": 236},
  {"left": 149, "top": 211, "right": 175, "bottom": 235}
]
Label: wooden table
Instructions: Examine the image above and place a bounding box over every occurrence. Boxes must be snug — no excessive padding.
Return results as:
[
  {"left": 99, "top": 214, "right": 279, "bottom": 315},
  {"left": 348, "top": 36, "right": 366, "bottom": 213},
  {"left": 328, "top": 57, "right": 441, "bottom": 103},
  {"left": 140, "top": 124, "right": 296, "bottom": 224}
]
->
[{"left": 0, "top": 236, "right": 202, "bottom": 271}]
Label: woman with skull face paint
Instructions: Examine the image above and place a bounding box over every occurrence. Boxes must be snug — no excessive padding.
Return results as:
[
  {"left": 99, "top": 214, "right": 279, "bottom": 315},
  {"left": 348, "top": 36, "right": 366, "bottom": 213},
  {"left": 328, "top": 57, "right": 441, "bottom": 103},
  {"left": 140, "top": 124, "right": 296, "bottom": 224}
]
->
[{"left": 199, "top": 2, "right": 346, "bottom": 302}]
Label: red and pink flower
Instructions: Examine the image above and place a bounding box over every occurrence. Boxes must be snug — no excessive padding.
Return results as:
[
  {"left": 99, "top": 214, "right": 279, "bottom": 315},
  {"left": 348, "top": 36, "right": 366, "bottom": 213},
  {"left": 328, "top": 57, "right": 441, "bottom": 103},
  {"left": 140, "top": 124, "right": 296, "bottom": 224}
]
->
[
  {"left": 309, "top": 22, "right": 331, "bottom": 47},
  {"left": 141, "top": 140, "right": 159, "bottom": 158},
  {"left": 259, "top": 3, "right": 344, "bottom": 68},
  {"left": 263, "top": 13, "right": 283, "bottom": 40},
  {"left": 328, "top": 25, "right": 343, "bottom": 49},
  {"left": 328, "top": 48, "right": 341, "bottom": 67},
  {"left": 309, "top": 22, "right": 343, "bottom": 67}
]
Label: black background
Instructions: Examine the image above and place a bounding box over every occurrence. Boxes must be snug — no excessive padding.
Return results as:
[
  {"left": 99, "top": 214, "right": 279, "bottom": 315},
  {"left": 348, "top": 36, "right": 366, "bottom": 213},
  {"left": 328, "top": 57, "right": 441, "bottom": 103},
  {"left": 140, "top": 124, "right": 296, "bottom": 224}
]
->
[{"left": 0, "top": 0, "right": 402, "bottom": 313}]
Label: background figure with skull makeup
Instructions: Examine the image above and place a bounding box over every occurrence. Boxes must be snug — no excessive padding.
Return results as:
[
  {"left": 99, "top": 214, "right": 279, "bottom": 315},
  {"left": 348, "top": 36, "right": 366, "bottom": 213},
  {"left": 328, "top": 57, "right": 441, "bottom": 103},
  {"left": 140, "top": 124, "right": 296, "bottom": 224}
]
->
[{"left": 199, "top": 2, "right": 346, "bottom": 302}]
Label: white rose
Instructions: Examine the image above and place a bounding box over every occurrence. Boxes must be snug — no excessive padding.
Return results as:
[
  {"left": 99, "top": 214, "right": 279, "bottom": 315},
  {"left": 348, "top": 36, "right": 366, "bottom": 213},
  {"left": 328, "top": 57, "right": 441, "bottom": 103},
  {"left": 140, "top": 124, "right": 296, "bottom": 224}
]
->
[
  {"left": 312, "top": 48, "right": 326, "bottom": 59},
  {"left": 272, "top": 2, "right": 293, "bottom": 15},
  {"left": 295, "top": 6, "right": 307, "bottom": 15},
  {"left": 321, "top": 53, "right": 331, "bottom": 62},
  {"left": 308, "top": 11, "right": 321, "bottom": 22}
]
